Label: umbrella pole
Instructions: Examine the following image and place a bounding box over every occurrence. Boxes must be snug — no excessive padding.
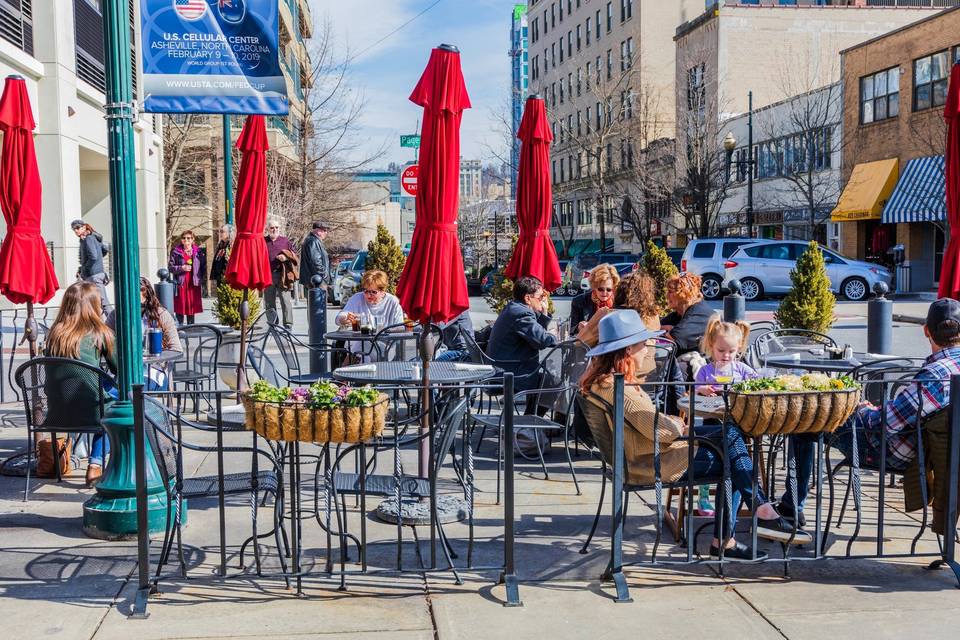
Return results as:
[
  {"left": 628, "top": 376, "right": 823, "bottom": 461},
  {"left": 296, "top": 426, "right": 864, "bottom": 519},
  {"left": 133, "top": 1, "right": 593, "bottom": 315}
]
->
[
  {"left": 23, "top": 301, "right": 41, "bottom": 446},
  {"left": 236, "top": 289, "right": 250, "bottom": 393},
  {"left": 418, "top": 321, "right": 433, "bottom": 479}
]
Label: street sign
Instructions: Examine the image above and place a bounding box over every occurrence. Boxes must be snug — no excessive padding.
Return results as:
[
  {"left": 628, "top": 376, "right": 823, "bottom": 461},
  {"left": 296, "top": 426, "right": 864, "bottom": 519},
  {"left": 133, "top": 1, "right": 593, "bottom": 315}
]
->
[
  {"left": 400, "top": 135, "right": 421, "bottom": 148},
  {"left": 401, "top": 165, "right": 419, "bottom": 196}
]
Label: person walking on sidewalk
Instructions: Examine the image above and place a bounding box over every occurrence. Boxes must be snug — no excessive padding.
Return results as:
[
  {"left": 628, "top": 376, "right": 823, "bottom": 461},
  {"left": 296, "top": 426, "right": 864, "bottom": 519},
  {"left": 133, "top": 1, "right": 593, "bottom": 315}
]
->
[
  {"left": 264, "top": 218, "right": 296, "bottom": 329},
  {"left": 168, "top": 230, "right": 206, "bottom": 325},
  {"left": 210, "top": 223, "right": 233, "bottom": 289},
  {"left": 71, "top": 220, "right": 110, "bottom": 311},
  {"left": 300, "top": 221, "right": 331, "bottom": 291}
]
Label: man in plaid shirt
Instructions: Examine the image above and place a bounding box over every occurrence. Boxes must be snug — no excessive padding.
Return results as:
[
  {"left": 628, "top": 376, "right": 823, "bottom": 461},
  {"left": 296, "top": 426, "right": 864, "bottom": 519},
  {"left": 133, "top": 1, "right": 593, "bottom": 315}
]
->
[{"left": 777, "top": 298, "right": 960, "bottom": 528}]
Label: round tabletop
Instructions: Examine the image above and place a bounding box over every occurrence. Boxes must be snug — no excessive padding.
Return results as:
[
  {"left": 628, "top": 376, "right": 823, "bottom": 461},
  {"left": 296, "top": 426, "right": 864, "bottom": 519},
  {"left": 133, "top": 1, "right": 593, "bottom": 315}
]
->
[
  {"left": 325, "top": 329, "right": 418, "bottom": 343},
  {"left": 677, "top": 394, "right": 727, "bottom": 419},
  {"left": 762, "top": 351, "right": 889, "bottom": 373},
  {"left": 332, "top": 361, "right": 495, "bottom": 385},
  {"left": 144, "top": 349, "right": 183, "bottom": 366}
]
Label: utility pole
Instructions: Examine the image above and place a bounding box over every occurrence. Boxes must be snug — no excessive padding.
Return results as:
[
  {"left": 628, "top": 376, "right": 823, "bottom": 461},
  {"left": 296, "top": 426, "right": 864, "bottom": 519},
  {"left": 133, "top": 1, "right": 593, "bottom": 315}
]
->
[
  {"left": 747, "top": 90, "right": 754, "bottom": 238},
  {"left": 223, "top": 116, "right": 233, "bottom": 224}
]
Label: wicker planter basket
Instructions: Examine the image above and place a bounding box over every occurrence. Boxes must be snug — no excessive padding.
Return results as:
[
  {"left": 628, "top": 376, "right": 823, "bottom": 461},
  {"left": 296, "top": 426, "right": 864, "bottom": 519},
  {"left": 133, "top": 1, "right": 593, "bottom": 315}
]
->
[
  {"left": 727, "top": 388, "right": 861, "bottom": 437},
  {"left": 240, "top": 393, "right": 389, "bottom": 443}
]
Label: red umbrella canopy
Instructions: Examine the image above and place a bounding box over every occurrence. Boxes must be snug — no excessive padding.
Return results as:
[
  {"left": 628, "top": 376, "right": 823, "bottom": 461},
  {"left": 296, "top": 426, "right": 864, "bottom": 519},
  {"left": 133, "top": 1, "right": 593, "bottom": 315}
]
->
[
  {"left": 938, "top": 64, "right": 960, "bottom": 300},
  {"left": 0, "top": 76, "right": 58, "bottom": 304},
  {"left": 225, "top": 115, "right": 271, "bottom": 291},
  {"left": 396, "top": 46, "right": 471, "bottom": 324},
  {"left": 504, "top": 95, "right": 562, "bottom": 291}
]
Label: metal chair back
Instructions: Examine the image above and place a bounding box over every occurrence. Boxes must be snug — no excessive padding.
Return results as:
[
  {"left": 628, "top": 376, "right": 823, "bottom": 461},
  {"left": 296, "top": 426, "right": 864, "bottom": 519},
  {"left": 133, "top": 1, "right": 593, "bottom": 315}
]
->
[
  {"left": 173, "top": 324, "right": 222, "bottom": 385},
  {"left": 751, "top": 328, "right": 838, "bottom": 370},
  {"left": 15, "top": 356, "right": 115, "bottom": 436}
]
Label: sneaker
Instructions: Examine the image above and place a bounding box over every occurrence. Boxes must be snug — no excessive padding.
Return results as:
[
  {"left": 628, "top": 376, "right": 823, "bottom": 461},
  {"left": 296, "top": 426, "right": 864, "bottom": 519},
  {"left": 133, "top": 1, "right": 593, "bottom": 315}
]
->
[
  {"left": 696, "top": 498, "right": 715, "bottom": 517},
  {"left": 756, "top": 516, "right": 812, "bottom": 545},
  {"left": 709, "top": 541, "right": 768, "bottom": 561},
  {"left": 775, "top": 502, "right": 807, "bottom": 528}
]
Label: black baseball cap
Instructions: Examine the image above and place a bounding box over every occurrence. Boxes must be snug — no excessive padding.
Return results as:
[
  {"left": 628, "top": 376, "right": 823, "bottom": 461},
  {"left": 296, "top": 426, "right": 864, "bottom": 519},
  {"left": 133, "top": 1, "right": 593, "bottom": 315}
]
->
[{"left": 926, "top": 298, "right": 960, "bottom": 343}]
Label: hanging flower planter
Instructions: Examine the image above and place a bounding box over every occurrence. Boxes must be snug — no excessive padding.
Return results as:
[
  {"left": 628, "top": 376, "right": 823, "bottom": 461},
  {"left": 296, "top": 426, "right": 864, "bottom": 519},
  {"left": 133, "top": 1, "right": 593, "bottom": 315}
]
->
[
  {"left": 241, "top": 380, "right": 388, "bottom": 443},
  {"left": 727, "top": 374, "right": 861, "bottom": 437}
]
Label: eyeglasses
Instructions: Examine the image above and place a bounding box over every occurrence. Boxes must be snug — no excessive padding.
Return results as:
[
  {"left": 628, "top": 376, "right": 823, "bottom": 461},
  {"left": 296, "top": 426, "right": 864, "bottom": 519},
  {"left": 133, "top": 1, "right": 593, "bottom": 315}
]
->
[
  {"left": 269, "top": 226, "right": 279, "bottom": 230},
  {"left": 363, "top": 289, "right": 382, "bottom": 296},
  {"left": 595, "top": 287, "right": 614, "bottom": 293}
]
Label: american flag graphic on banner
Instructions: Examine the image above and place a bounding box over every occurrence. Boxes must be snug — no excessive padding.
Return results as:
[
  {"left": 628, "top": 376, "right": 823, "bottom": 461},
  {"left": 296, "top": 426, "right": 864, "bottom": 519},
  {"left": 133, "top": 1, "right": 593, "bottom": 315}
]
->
[{"left": 174, "top": 0, "right": 207, "bottom": 21}]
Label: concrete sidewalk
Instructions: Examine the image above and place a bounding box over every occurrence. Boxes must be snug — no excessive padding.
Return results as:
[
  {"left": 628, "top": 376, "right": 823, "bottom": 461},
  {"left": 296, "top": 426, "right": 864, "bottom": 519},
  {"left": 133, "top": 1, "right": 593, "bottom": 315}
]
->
[{"left": 2, "top": 406, "right": 959, "bottom": 639}]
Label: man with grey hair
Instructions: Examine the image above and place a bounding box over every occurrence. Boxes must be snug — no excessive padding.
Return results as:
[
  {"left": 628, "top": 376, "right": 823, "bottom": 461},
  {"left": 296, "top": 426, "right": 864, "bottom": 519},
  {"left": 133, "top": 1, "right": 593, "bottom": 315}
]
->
[{"left": 264, "top": 218, "right": 295, "bottom": 329}]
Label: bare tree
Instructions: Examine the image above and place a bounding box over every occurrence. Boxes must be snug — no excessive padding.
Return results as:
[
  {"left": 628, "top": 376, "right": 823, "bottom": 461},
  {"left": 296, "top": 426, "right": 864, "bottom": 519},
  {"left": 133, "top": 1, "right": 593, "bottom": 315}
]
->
[{"left": 162, "top": 114, "right": 215, "bottom": 247}]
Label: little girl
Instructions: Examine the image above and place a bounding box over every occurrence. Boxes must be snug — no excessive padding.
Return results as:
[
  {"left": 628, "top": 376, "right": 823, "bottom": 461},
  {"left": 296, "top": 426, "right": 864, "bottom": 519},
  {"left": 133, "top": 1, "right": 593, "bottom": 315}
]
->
[{"left": 692, "top": 315, "right": 758, "bottom": 515}]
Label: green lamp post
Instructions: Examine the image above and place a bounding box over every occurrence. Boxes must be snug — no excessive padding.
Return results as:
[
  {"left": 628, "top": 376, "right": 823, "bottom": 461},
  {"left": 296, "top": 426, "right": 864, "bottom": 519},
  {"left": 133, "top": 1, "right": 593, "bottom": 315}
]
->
[{"left": 83, "top": 0, "right": 172, "bottom": 538}]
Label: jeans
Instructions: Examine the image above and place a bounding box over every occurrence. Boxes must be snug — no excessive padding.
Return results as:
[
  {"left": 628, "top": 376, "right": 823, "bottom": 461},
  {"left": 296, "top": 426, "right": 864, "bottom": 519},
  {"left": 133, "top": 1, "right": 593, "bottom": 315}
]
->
[
  {"left": 435, "top": 349, "right": 468, "bottom": 362},
  {"left": 780, "top": 417, "right": 899, "bottom": 511},
  {"left": 89, "top": 433, "right": 110, "bottom": 467},
  {"left": 84, "top": 272, "right": 110, "bottom": 312},
  {"left": 264, "top": 284, "right": 293, "bottom": 328},
  {"left": 681, "top": 422, "right": 767, "bottom": 539}
]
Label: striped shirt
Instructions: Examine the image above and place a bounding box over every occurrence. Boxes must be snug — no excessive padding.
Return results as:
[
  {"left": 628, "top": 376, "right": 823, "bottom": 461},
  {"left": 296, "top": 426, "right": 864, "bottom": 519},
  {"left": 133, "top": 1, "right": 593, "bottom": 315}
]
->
[{"left": 862, "top": 346, "right": 960, "bottom": 469}]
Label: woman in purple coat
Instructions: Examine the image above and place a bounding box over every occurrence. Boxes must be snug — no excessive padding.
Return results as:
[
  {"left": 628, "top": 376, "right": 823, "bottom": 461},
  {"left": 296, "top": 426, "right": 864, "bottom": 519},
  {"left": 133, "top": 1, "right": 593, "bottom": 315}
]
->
[{"left": 168, "top": 230, "right": 207, "bottom": 324}]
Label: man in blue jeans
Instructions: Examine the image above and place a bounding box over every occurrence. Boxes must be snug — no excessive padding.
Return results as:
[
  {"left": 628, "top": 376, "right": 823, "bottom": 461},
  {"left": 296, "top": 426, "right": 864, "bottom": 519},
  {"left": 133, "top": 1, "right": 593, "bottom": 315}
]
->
[{"left": 778, "top": 298, "right": 960, "bottom": 525}]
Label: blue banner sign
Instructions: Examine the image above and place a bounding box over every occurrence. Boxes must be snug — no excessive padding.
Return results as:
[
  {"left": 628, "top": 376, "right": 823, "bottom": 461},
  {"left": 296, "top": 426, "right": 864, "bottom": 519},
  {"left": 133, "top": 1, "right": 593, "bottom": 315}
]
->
[{"left": 140, "top": 0, "right": 288, "bottom": 114}]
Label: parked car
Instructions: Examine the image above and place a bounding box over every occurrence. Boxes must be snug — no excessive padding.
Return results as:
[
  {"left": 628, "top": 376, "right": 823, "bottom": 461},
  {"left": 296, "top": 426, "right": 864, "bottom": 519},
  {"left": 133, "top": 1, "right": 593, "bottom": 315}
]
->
[
  {"left": 722, "top": 241, "right": 893, "bottom": 302},
  {"left": 680, "top": 238, "right": 774, "bottom": 299},
  {"left": 569, "top": 251, "right": 640, "bottom": 284},
  {"left": 665, "top": 248, "right": 684, "bottom": 271},
  {"left": 580, "top": 262, "right": 638, "bottom": 291},
  {"left": 330, "top": 259, "right": 352, "bottom": 305}
]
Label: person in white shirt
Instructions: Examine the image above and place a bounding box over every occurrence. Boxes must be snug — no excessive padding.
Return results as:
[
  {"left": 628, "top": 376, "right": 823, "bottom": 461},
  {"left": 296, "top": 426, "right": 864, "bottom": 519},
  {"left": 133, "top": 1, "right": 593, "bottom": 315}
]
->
[{"left": 335, "top": 270, "right": 405, "bottom": 358}]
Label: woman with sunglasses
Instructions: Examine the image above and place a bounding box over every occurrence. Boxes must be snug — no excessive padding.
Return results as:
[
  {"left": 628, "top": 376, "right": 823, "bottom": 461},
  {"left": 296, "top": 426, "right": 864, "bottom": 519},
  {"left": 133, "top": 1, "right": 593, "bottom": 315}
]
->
[
  {"left": 334, "top": 270, "right": 405, "bottom": 357},
  {"left": 570, "top": 263, "right": 620, "bottom": 338}
]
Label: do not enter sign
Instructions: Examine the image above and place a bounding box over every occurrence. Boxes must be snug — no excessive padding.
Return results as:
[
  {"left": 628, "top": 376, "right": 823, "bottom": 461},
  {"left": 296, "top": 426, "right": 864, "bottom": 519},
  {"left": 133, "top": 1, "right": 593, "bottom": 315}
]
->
[{"left": 401, "top": 164, "right": 418, "bottom": 196}]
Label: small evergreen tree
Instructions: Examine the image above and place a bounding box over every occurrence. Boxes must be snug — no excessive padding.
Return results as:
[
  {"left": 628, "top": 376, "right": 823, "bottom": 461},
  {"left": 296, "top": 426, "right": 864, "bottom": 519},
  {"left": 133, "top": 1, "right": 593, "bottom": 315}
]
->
[
  {"left": 638, "top": 240, "right": 679, "bottom": 311},
  {"left": 366, "top": 224, "right": 406, "bottom": 293},
  {"left": 774, "top": 240, "right": 835, "bottom": 333},
  {"left": 212, "top": 282, "right": 262, "bottom": 330}
]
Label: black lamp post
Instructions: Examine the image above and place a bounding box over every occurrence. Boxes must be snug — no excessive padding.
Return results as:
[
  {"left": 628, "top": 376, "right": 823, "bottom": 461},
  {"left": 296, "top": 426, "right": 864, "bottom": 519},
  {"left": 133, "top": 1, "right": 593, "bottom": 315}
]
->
[{"left": 724, "top": 91, "right": 755, "bottom": 238}]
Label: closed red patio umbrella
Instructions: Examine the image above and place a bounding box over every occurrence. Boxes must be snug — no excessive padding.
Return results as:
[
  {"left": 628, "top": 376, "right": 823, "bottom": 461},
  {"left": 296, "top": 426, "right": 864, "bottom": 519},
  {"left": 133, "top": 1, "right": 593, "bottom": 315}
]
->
[
  {"left": 0, "top": 75, "right": 59, "bottom": 356},
  {"left": 396, "top": 45, "right": 471, "bottom": 324},
  {"left": 224, "top": 115, "right": 271, "bottom": 387},
  {"left": 504, "top": 95, "right": 561, "bottom": 291},
  {"left": 396, "top": 45, "right": 471, "bottom": 482},
  {"left": 939, "top": 64, "right": 960, "bottom": 300}
]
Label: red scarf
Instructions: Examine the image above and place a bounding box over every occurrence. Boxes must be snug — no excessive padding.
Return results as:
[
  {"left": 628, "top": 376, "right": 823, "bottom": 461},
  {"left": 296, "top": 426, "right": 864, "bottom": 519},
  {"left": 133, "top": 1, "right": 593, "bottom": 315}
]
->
[{"left": 592, "top": 290, "right": 613, "bottom": 311}]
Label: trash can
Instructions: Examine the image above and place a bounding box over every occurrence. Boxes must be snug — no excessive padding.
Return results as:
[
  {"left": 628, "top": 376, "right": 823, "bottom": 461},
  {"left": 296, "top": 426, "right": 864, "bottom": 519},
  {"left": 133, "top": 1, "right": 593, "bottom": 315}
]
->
[{"left": 896, "top": 264, "right": 912, "bottom": 295}]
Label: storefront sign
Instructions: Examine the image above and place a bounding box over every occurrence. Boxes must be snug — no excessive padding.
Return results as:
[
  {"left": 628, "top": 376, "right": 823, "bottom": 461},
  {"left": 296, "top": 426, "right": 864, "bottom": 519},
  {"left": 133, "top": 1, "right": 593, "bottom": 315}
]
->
[
  {"left": 784, "top": 206, "right": 833, "bottom": 224},
  {"left": 140, "top": 0, "right": 288, "bottom": 114}
]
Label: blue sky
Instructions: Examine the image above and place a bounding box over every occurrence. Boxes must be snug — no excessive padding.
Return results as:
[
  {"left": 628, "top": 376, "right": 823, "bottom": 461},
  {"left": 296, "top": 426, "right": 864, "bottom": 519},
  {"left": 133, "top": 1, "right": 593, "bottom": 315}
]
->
[{"left": 312, "top": 0, "right": 515, "bottom": 168}]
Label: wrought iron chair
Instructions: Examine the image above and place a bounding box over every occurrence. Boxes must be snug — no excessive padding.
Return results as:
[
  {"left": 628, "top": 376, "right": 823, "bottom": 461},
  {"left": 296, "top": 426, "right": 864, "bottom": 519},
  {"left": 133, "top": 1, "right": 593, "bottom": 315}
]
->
[
  {"left": 171, "top": 324, "right": 222, "bottom": 415},
  {"left": 749, "top": 328, "right": 838, "bottom": 371},
  {"left": 575, "top": 385, "right": 726, "bottom": 559},
  {"left": 14, "top": 357, "right": 116, "bottom": 500},
  {"left": 141, "top": 395, "right": 285, "bottom": 582},
  {"left": 264, "top": 324, "right": 349, "bottom": 385},
  {"left": 325, "top": 390, "right": 473, "bottom": 587}
]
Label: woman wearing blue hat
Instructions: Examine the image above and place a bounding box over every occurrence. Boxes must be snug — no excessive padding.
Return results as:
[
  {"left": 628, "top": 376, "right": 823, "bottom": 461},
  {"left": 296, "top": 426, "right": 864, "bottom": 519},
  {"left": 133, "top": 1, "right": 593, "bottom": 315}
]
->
[{"left": 579, "top": 310, "right": 808, "bottom": 559}]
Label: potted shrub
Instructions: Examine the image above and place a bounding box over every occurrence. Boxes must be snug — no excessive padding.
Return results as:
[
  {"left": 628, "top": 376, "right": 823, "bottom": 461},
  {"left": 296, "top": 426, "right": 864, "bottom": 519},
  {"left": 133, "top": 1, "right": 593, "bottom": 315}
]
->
[{"left": 212, "top": 281, "right": 262, "bottom": 389}]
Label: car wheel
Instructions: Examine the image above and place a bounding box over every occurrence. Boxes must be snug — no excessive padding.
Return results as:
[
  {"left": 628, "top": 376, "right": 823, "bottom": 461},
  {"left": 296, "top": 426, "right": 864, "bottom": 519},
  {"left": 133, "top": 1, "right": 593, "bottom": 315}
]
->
[
  {"left": 842, "top": 277, "right": 869, "bottom": 301},
  {"left": 740, "top": 277, "right": 764, "bottom": 301},
  {"left": 701, "top": 274, "right": 723, "bottom": 300}
]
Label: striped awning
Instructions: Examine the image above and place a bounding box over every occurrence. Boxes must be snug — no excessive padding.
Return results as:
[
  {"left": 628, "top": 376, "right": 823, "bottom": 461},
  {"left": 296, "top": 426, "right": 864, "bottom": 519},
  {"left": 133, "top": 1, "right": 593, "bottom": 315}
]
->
[{"left": 882, "top": 155, "right": 945, "bottom": 224}]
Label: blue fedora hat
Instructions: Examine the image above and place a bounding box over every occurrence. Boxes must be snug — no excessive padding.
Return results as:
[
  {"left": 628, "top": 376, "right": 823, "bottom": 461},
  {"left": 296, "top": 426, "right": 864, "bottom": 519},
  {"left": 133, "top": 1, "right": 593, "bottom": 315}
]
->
[{"left": 586, "top": 310, "right": 664, "bottom": 357}]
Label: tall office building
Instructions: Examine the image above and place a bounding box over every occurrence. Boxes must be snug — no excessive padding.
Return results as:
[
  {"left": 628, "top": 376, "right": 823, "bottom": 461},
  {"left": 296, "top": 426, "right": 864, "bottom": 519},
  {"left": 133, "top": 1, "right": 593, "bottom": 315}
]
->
[{"left": 510, "top": 4, "right": 529, "bottom": 199}]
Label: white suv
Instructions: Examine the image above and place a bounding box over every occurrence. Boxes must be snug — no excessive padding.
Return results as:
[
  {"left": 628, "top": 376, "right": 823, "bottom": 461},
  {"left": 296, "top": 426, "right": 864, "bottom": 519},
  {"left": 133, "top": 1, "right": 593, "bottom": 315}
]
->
[{"left": 680, "top": 238, "right": 772, "bottom": 299}]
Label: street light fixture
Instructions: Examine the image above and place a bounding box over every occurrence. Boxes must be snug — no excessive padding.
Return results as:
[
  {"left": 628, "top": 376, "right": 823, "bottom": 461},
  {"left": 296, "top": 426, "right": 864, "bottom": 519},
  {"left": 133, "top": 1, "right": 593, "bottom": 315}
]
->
[{"left": 723, "top": 91, "right": 755, "bottom": 238}]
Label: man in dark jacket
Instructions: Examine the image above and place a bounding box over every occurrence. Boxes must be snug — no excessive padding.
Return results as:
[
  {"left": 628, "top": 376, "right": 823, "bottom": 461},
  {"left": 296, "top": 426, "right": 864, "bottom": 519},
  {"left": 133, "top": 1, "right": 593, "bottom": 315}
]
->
[
  {"left": 264, "top": 218, "right": 295, "bottom": 329},
  {"left": 299, "top": 221, "right": 330, "bottom": 290},
  {"left": 71, "top": 219, "right": 109, "bottom": 310},
  {"left": 487, "top": 276, "right": 558, "bottom": 391},
  {"left": 436, "top": 310, "right": 474, "bottom": 362}
]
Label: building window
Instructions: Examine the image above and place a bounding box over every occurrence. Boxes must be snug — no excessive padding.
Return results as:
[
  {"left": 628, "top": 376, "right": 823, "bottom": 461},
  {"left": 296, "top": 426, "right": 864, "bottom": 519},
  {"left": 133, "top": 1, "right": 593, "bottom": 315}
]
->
[
  {"left": 576, "top": 67, "right": 582, "bottom": 95},
  {"left": 532, "top": 17, "right": 538, "bottom": 44},
  {"left": 544, "top": 10, "right": 548, "bottom": 34},
  {"left": 551, "top": 42, "right": 556, "bottom": 68},
  {"left": 559, "top": 79, "right": 564, "bottom": 103},
  {"left": 913, "top": 50, "right": 950, "bottom": 112},
  {"left": 586, "top": 17, "right": 591, "bottom": 46},
  {"left": 576, "top": 25, "right": 581, "bottom": 51},
  {"left": 567, "top": 113, "right": 573, "bottom": 135},
  {"left": 595, "top": 55, "right": 602, "bottom": 84},
  {"left": 551, "top": 3, "right": 555, "bottom": 28},
  {"left": 686, "top": 63, "right": 705, "bottom": 113},
  {"left": 559, "top": 160, "right": 565, "bottom": 183},
  {"left": 586, "top": 105, "right": 592, "bottom": 133},
  {"left": 532, "top": 55, "right": 538, "bottom": 81},
  {"left": 595, "top": 101, "right": 602, "bottom": 129},
  {"left": 576, "top": 110, "right": 582, "bottom": 136},
  {"left": 567, "top": 73, "right": 572, "bottom": 99},
  {"left": 595, "top": 10, "right": 601, "bottom": 39},
  {"left": 620, "top": 0, "right": 632, "bottom": 22},
  {"left": 606, "top": 2, "right": 612, "bottom": 32},
  {"left": 567, "top": 31, "right": 572, "bottom": 57},
  {"left": 625, "top": 37, "right": 633, "bottom": 69},
  {"left": 606, "top": 49, "right": 613, "bottom": 80},
  {"left": 0, "top": 0, "right": 33, "bottom": 56},
  {"left": 860, "top": 67, "right": 899, "bottom": 124},
  {"left": 585, "top": 62, "right": 591, "bottom": 90},
  {"left": 559, "top": 37, "right": 564, "bottom": 63}
]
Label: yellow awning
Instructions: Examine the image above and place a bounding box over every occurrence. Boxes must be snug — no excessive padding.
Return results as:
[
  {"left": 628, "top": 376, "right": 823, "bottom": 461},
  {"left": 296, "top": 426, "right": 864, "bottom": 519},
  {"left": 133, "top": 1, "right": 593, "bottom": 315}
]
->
[{"left": 831, "top": 158, "right": 899, "bottom": 222}]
